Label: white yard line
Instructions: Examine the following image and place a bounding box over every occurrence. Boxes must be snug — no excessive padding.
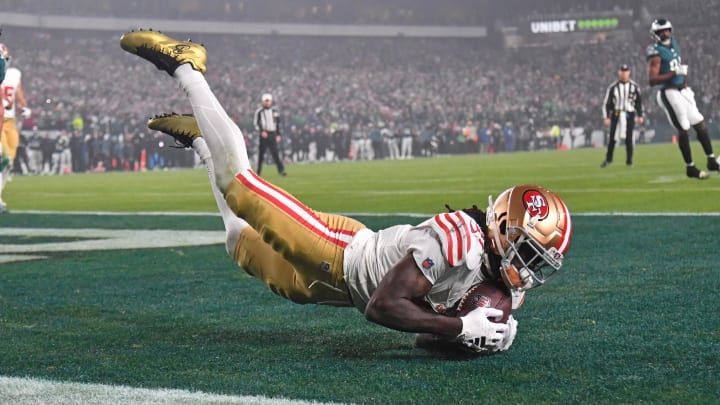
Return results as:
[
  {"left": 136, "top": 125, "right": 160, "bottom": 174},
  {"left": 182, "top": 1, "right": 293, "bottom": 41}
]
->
[{"left": 0, "top": 376, "right": 342, "bottom": 405}]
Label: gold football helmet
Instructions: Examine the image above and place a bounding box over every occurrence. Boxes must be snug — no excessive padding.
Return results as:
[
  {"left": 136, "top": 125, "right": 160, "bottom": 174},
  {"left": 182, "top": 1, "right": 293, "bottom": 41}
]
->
[{"left": 486, "top": 184, "right": 572, "bottom": 292}]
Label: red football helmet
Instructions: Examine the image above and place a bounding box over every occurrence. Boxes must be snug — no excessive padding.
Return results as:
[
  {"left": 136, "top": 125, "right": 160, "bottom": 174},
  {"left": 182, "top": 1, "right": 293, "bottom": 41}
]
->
[{"left": 486, "top": 184, "right": 572, "bottom": 292}]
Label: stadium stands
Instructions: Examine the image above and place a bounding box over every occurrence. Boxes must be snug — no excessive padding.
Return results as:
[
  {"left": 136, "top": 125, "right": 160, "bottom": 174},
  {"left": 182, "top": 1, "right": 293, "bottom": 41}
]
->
[{"left": 2, "top": 1, "right": 719, "bottom": 172}]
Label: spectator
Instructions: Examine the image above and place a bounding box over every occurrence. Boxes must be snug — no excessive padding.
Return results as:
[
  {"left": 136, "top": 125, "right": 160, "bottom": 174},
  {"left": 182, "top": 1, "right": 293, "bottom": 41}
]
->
[
  {"left": 399, "top": 126, "right": 414, "bottom": 159},
  {"left": 368, "top": 122, "right": 383, "bottom": 160}
]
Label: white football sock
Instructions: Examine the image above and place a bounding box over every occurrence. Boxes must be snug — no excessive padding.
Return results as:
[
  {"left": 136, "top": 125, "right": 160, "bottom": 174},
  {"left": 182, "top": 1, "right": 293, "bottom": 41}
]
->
[
  {"left": 192, "top": 137, "right": 249, "bottom": 256},
  {"left": 173, "top": 64, "right": 251, "bottom": 191}
]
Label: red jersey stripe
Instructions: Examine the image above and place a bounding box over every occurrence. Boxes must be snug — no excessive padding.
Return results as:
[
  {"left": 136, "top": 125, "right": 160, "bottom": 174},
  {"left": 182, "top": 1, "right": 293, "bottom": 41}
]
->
[
  {"left": 453, "top": 211, "right": 472, "bottom": 254},
  {"left": 442, "top": 213, "right": 463, "bottom": 264},
  {"left": 236, "top": 171, "right": 354, "bottom": 248},
  {"left": 433, "top": 215, "right": 456, "bottom": 266}
]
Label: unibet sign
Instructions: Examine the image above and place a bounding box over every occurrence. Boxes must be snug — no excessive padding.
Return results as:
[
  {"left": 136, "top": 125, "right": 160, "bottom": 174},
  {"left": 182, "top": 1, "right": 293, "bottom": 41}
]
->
[{"left": 530, "top": 18, "right": 620, "bottom": 34}]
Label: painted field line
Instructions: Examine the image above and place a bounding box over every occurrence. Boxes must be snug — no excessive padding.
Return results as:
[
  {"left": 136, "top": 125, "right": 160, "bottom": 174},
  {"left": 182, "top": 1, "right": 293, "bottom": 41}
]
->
[{"left": 0, "top": 376, "right": 342, "bottom": 405}]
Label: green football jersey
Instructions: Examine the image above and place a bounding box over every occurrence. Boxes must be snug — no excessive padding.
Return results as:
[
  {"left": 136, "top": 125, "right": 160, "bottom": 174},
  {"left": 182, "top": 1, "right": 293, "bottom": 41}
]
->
[
  {"left": 0, "top": 54, "right": 5, "bottom": 83},
  {"left": 646, "top": 38, "right": 685, "bottom": 88}
]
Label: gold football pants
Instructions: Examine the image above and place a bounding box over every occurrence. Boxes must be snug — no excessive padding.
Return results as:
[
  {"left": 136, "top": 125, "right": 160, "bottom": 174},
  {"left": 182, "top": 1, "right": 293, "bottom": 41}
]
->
[
  {"left": 1, "top": 118, "right": 19, "bottom": 161},
  {"left": 226, "top": 169, "right": 366, "bottom": 306}
]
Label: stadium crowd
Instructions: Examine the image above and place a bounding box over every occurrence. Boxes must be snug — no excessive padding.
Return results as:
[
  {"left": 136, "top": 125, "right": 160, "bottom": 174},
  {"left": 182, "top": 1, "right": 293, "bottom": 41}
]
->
[
  {"left": 3, "top": 0, "right": 720, "bottom": 174},
  {"left": 1, "top": 0, "right": 486, "bottom": 26}
]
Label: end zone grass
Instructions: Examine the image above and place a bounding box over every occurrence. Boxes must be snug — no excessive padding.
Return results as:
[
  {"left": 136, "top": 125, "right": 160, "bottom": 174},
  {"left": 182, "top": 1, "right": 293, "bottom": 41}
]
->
[{"left": 0, "top": 213, "right": 718, "bottom": 404}]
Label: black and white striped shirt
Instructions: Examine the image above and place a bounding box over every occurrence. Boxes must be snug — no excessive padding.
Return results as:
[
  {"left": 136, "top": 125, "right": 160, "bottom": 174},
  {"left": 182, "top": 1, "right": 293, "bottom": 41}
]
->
[
  {"left": 254, "top": 106, "right": 280, "bottom": 133},
  {"left": 603, "top": 80, "right": 643, "bottom": 119}
]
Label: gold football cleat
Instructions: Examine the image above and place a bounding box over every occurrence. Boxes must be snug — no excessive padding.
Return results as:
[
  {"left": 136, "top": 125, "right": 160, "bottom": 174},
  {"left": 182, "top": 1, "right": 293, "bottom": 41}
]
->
[
  {"left": 148, "top": 113, "right": 202, "bottom": 148},
  {"left": 120, "top": 29, "right": 207, "bottom": 75}
]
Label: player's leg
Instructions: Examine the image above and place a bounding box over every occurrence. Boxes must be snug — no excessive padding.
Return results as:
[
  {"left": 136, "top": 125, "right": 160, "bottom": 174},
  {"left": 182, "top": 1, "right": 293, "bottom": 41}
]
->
[
  {"left": 680, "top": 88, "right": 718, "bottom": 171},
  {"left": 625, "top": 114, "right": 635, "bottom": 167},
  {"left": 694, "top": 121, "right": 720, "bottom": 172},
  {"left": 601, "top": 115, "right": 617, "bottom": 168},
  {"left": 148, "top": 114, "right": 354, "bottom": 305},
  {"left": 122, "top": 31, "right": 366, "bottom": 298},
  {"left": 0, "top": 122, "right": 17, "bottom": 211},
  {"left": 197, "top": 138, "right": 347, "bottom": 304},
  {"left": 268, "top": 137, "right": 286, "bottom": 175},
  {"left": 685, "top": 106, "right": 717, "bottom": 174},
  {"left": 657, "top": 89, "right": 707, "bottom": 179},
  {"left": 256, "top": 137, "right": 266, "bottom": 175},
  {"left": 225, "top": 169, "right": 366, "bottom": 295},
  {"left": 120, "top": 30, "right": 250, "bottom": 192}
]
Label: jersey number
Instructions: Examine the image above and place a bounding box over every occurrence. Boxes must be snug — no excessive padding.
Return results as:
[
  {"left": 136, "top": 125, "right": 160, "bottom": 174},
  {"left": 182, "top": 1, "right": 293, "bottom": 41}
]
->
[{"left": 3, "top": 85, "right": 15, "bottom": 107}]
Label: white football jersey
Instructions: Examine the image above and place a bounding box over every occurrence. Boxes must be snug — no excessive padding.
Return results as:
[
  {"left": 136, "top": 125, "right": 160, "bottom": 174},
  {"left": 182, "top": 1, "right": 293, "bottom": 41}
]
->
[
  {"left": 343, "top": 211, "right": 487, "bottom": 313},
  {"left": 1, "top": 67, "right": 22, "bottom": 119}
]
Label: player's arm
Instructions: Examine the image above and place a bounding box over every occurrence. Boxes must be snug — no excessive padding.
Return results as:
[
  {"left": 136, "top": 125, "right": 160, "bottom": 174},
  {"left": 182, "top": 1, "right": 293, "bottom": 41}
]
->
[
  {"left": 602, "top": 84, "right": 614, "bottom": 126},
  {"left": 275, "top": 108, "right": 281, "bottom": 136},
  {"left": 254, "top": 108, "right": 261, "bottom": 132},
  {"left": 602, "top": 84, "right": 614, "bottom": 121},
  {"left": 647, "top": 56, "right": 675, "bottom": 86},
  {"left": 15, "top": 81, "right": 27, "bottom": 109},
  {"left": 365, "top": 254, "right": 462, "bottom": 338},
  {"left": 365, "top": 253, "right": 507, "bottom": 348}
]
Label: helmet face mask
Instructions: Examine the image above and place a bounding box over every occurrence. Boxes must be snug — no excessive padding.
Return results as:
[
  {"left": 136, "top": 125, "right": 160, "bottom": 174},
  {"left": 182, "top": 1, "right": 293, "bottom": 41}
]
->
[
  {"left": 499, "top": 228, "right": 562, "bottom": 291},
  {"left": 486, "top": 185, "right": 572, "bottom": 292},
  {"left": 650, "top": 19, "right": 673, "bottom": 45}
]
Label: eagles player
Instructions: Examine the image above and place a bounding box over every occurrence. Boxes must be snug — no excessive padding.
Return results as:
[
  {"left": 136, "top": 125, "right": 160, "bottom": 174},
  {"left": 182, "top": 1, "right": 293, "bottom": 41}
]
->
[
  {"left": 646, "top": 19, "right": 720, "bottom": 179},
  {"left": 0, "top": 44, "right": 5, "bottom": 83},
  {"left": 120, "top": 30, "right": 573, "bottom": 355},
  {"left": 0, "top": 43, "right": 31, "bottom": 212}
]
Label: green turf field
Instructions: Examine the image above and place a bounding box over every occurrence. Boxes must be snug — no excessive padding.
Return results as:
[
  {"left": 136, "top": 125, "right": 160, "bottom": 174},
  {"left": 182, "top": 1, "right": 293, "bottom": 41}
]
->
[
  {"left": 0, "top": 144, "right": 719, "bottom": 403},
  {"left": 3, "top": 143, "right": 720, "bottom": 213}
]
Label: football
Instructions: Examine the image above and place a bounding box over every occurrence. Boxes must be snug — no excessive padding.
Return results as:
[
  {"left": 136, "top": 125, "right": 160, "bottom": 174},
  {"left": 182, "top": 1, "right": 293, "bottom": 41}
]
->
[{"left": 456, "top": 280, "right": 512, "bottom": 323}]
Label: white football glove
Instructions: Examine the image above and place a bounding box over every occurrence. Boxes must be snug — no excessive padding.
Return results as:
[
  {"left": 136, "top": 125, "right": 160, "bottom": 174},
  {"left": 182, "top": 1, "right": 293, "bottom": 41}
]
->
[
  {"left": 674, "top": 64, "right": 688, "bottom": 76},
  {"left": 494, "top": 315, "right": 518, "bottom": 352},
  {"left": 21, "top": 107, "right": 32, "bottom": 119},
  {"left": 457, "top": 307, "right": 508, "bottom": 353}
]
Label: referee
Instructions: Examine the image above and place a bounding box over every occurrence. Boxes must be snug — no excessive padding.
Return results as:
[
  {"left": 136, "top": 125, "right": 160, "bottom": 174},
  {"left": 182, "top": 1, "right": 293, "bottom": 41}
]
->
[
  {"left": 600, "top": 64, "right": 644, "bottom": 168},
  {"left": 254, "top": 93, "right": 286, "bottom": 176}
]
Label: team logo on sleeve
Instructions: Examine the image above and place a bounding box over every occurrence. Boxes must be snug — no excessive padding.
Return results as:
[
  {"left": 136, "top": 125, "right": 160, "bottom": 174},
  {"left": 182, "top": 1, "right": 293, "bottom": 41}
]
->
[
  {"left": 522, "top": 190, "right": 549, "bottom": 219},
  {"left": 421, "top": 258, "right": 434, "bottom": 270}
]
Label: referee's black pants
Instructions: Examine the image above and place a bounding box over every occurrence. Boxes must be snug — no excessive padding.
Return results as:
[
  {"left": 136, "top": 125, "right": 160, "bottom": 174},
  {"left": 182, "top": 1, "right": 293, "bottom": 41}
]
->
[
  {"left": 605, "top": 111, "right": 635, "bottom": 165},
  {"left": 257, "top": 132, "right": 285, "bottom": 176}
]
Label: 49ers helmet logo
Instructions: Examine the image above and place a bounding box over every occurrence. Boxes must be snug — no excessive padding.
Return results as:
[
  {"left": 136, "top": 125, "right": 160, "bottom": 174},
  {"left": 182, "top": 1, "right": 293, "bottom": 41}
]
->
[{"left": 522, "top": 190, "right": 549, "bottom": 219}]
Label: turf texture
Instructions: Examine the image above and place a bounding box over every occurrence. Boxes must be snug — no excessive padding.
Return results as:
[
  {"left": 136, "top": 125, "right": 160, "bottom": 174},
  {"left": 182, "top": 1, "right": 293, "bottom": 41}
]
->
[{"left": 0, "top": 144, "right": 719, "bottom": 403}]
